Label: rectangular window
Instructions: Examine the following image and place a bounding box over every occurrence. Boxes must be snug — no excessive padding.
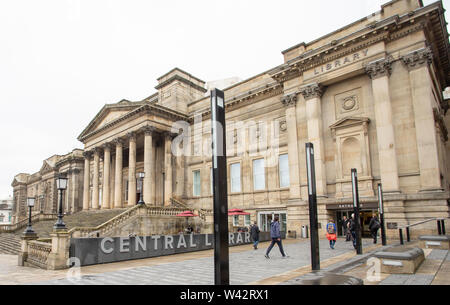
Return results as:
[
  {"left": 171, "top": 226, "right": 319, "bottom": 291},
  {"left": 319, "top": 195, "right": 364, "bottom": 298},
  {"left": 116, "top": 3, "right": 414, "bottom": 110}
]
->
[
  {"left": 230, "top": 163, "right": 241, "bottom": 193},
  {"left": 193, "top": 170, "right": 201, "bottom": 197},
  {"left": 253, "top": 158, "right": 265, "bottom": 190},
  {"left": 279, "top": 154, "right": 290, "bottom": 188},
  {"left": 244, "top": 214, "right": 251, "bottom": 226},
  {"left": 233, "top": 215, "right": 239, "bottom": 227}
]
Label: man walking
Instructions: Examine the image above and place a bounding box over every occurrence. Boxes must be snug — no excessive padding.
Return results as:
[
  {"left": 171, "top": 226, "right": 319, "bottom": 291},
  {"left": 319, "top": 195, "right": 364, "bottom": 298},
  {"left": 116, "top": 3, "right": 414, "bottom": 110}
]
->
[
  {"left": 349, "top": 213, "right": 357, "bottom": 249},
  {"left": 265, "top": 216, "right": 287, "bottom": 259},
  {"left": 250, "top": 221, "right": 260, "bottom": 250},
  {"left": 342, "top": 215, "right": 350, "bottom": 241},
  {"left": 369, "top": 213, "right": 381, "bottom": 244}
]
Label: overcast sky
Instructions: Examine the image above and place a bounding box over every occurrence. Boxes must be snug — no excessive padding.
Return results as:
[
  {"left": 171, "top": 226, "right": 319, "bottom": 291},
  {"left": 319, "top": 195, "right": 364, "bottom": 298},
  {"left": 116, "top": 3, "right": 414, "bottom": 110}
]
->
[{"left": 0, "top": 0, "right": 448, "bottom": 198}]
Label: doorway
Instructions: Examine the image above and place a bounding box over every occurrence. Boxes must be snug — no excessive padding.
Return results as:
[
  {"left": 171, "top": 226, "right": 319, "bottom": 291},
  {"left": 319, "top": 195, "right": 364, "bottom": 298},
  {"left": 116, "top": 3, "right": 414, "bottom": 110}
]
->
[
  {"left": 258, "top": 211, "right": 287, "bottom": 233},
  {"left": 336, "top": 210, "right": 377, "bottom": 238}
]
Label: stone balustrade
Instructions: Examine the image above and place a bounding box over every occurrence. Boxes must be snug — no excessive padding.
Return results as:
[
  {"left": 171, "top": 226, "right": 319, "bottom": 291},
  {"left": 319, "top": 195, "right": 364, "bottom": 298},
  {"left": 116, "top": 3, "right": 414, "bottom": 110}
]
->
[{"left": 26, "top": 240, "right": 52, "bottom": 269}]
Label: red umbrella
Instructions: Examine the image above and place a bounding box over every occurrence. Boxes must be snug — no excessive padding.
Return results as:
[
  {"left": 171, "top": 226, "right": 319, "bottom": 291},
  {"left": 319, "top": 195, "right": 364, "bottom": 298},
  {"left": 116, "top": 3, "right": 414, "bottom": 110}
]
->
[
  {"left": 228, "top": 209, "right": 250, "bottom": 216},
  {"left": 176, "top": 211, "right": 198, "bottom": 217}
]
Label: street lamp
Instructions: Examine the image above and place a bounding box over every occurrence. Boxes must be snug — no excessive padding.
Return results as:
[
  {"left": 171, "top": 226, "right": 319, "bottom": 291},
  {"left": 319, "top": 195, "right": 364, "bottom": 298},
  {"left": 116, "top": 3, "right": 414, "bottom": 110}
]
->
[
  {"left": 23, "top": 197, "right": 36, "bottom": 236},
  {"left": 54, "top": 175, "right": 68, "bottom": 230},
  {"left": 351, "top": 169, "right": 362, "bottom": 255},
  {"left": 137, "top": 172, "right": 145, "bottom": 205}
]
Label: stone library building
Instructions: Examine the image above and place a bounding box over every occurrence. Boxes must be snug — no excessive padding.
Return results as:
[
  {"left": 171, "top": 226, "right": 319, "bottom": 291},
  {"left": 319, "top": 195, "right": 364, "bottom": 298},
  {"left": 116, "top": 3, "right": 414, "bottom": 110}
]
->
[{"left": 11, "top": 0, "right": 450, "bottom": 239}]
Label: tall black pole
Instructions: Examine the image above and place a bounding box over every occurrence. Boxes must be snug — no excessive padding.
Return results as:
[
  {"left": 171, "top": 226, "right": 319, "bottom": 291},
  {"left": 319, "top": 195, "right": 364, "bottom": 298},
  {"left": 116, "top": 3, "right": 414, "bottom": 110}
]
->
[
  {"left": 306, "top": 143, "right": 320, "bottom": 271},
  {"left": 351, "top": 169, "right": 362, "bottom": 255},
  {"left": 377, "top": 184, "right": 387, "bottom": 246},
  {"left": 54, "top": 189, "right": 66, "bottom": 230},
  {"left": 24, "top": 205, "right": 35, "bottom": 235},
  {"left": 138, "top": 177, "right": 145, "bottom": 205},
  {"left": 211, "top": 88, "right": 229, "bottom": 285}
]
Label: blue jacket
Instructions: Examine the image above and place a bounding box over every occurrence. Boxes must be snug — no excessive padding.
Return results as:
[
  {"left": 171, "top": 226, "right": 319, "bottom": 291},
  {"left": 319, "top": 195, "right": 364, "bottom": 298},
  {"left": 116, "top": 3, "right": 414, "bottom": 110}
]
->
[{"left": 270, "top": 221, "right": 281, "bottom": 239}]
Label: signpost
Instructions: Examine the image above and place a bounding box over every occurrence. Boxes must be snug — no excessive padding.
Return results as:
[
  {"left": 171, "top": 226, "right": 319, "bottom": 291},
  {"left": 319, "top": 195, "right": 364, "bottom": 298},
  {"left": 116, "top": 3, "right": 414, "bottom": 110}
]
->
[
  {"left": 377, "top": 184, "right": 387, "bottom": 246},
  {"left": 211, "top": 88, "right": 230, "bottom": 285},
  {"left": 305, "top": 143, "right": 320, "bottom": 271},
  {"left": 351, "top": 169, "right": 362, "bottom": 255}
]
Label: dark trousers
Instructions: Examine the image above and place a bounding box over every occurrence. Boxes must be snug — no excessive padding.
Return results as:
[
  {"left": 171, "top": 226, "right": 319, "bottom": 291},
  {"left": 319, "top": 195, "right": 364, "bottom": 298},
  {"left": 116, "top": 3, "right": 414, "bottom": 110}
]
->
[
  {"left": 371, "top": 229, "right": 379, "bottom": 244},
  {"left": 351, "top": 231, "right": 357, "bottom": 249},
  {"left": 266, "top": 238, "right": 286, "bottom": 256}
]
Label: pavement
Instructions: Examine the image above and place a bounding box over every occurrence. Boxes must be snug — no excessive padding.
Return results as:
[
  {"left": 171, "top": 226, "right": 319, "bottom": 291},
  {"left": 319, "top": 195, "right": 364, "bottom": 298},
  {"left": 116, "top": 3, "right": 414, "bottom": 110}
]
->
[{"left": 0, "top": 238, "right": 448, "bottom": 285}]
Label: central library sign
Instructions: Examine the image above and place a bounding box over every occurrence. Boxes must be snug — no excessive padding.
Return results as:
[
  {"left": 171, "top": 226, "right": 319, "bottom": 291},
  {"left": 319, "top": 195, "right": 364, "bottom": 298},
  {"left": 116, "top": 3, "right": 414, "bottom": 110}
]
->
[{"left": 70, "top": 232, "right": 285, "bottom": 266}]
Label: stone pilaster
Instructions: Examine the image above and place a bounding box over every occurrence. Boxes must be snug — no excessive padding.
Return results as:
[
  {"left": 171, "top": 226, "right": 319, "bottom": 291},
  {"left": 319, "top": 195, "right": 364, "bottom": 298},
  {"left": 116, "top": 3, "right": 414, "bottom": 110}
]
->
[
  {"left": 300, "top": 83, "right": 327, "bottom": 196},
  {"left": 365, "top": 58, "right": 400, "bottom": 193},
  {"left": 92, "top": 148, "right": 100, "bottom": 210},
  {"left": 143, "top": 126, "right": 155, "bottom": 205},
  {"left": 102, "top": 143, "right": 111, "bottom": 209},
  {"left": 71, "top": 169, "right": 80, "bottom": 213},
  {"left": 281, "top": 93, "right": 301, "bottom": 200},
  {"left": 127, "top": 132, "right": 137, "bottom": 207},
  {"left": 164, "top": 132, "right": 174, "bottom": 206},
  {"left": 402, "top": 47, "right": 443, "bottom": 191},
  {"left": 114, "top": 138, "right": 124, "bottom": 208}
]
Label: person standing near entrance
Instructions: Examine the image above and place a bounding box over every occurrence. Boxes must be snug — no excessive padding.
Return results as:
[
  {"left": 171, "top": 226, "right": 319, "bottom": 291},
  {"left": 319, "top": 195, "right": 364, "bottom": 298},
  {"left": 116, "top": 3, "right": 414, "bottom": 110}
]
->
[
  {"left": 326, "top": 219, "right": 337, "bottom": 249},
  {"left": 349, "top": 213, "right": 357, "bottom": 249},
  {"left": 342, "top": 215, "right": 351, "bottom": 242},
  {"left": 369, "top": 213, "right": 381, "bottom": 244},
  {"left": 250, "top": 221, "right": 260, "bottom": 250},
  {"left": 265, "top": 216, "right": 287, "bottom": 259}
]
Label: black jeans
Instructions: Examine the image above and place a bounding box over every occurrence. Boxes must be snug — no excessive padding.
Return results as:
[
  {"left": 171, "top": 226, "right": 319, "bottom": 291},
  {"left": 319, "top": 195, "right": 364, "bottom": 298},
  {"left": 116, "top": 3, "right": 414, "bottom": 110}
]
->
[
  {"left": 371, "top": 229, "right": 379, "bottom": 244},
  {"left": 266, "top": 238, "right": 286, "bottom": 256}
]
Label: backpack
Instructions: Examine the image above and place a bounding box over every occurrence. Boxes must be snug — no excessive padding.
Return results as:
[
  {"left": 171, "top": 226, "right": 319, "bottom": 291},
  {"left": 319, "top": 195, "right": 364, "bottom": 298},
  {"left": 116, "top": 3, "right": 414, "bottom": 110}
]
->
[
  {"left": 327, "top": 223, "right": 336, "bottom": 234},
  {"left": 372, "top": 218, "right": 381, "bottom": 230}
]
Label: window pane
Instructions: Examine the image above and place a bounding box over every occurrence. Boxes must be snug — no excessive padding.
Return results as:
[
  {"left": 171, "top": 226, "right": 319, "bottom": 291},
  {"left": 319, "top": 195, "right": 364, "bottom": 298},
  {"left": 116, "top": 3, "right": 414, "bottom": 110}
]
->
[
  {"left": 193, "top": 170, "right": 201, "bottom": 196},
  {"left": 279, "top": 154, "right": 290, "bottom": 188},
  {"left": 230, "top": 163, "right": 241, "bottom": 193},
  {"left": 244, "top": 215, "right": 251, "bottom": 226},
  {"left": 253, "top": 159, "right": 265, "bottom": 190},
  {"left": 233, "top": 215, "right": 239, "bottom": 226}
]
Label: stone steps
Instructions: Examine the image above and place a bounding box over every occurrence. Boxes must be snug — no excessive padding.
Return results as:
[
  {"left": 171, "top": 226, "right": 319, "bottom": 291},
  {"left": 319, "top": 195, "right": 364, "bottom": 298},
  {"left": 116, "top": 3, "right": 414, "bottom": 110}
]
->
[{"left": 0, "top": 233, "right": 21, "bottom": 255}]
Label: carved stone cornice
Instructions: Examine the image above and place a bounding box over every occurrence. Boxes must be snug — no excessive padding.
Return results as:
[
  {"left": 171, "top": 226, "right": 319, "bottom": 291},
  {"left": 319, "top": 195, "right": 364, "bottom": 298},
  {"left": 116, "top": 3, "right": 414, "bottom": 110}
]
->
[
  {"left": 364, "top": 57, "right": 393, "bottom": 79},
  {"left": 281, "top": 93, "right": 298, "bottom": 108},
  {"left": 401, "top": 47, "right": 433, "bottom": 70},
  {"left": 299, "top": 83, "right": 325, "bottom": 101}
]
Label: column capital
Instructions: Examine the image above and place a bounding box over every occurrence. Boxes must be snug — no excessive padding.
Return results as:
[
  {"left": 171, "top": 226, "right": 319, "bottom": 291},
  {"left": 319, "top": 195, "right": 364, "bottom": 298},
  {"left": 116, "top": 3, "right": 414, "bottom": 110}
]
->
[
  {"left": 113, "top": 138, "right": 125, "bottom": 147},
  {"left": 364, "top": 57, "right": 393, "bottom": 79},
  {"left": 93, "top": 147, "right": 102, "bottom": 155},
  {"left": 82, "top": 151, "right": 93, "bottom": 159},
  {"left": 299, "top": 83, "right": 325, "bottom": 101},
  {"left": 127, "top": 131, "right": 137, "bottom": 142},
  {"left": 102, "top": 143, "right": 112, "bottom": 151},
  {"left": 281, "top": 93, "right": 298, "bottom": 108},
  {"left": 401, "top": 47, "right": 433, "bottom": 70},
  {"left": 163, "top": 131, "right": 177, "bottom": 140},
  {"left": 142, "top": 126, "right": 156, "bottom": 136}
]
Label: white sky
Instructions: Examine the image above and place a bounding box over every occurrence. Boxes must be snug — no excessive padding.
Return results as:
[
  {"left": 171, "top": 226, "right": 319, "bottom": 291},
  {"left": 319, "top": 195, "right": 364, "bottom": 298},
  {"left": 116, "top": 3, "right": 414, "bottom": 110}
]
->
[{"left": 0, "top": 0, "right": 448, "bottom": 198}]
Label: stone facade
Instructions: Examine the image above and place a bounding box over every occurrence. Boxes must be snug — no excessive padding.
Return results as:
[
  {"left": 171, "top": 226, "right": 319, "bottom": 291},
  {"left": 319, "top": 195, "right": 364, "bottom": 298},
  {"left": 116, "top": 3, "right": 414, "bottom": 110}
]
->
[
  {"left": 11, "top": 149, "right": 84, "bottom": 223},
  {"left": 11, "top": 0, "right": 450, "bottom": 239},
  {"left": 0, "top": 198, "right": 13, "bottom": 224}
]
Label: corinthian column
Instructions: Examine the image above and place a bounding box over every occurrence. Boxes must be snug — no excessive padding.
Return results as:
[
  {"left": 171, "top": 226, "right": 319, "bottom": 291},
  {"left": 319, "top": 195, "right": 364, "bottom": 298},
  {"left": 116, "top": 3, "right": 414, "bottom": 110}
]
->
[
  {"left": 82, "top": 151, "right": 92, "bottom": 210},
  {"left": 300, "top": 83, "right": 327, "bottom": 196},
  {"left": 102, "top": 143, "right": 111, "bottom": 209},
  {"left": 164, "top": 132, "right": 173, "bottom": 206},
  {"left": 402, "top": 47, "right": 442, "bottom": 191},
  {"left": 143, "top": 126, "right": 155, "bottom": 205},
  {"left": 281, "top": 93, "right": 301, "bottom": 200},
  {"left": 127, "top": 132, "right": 137, "bottom": 207},
  {"left": 365, "top": 57, "right": 400, "bottom": 193},
  {"left": 92, "top": 148, "right": 101, "bottom": 210},
  {"left": 114, "top": 138, "right": 124, "bottom": 208}
]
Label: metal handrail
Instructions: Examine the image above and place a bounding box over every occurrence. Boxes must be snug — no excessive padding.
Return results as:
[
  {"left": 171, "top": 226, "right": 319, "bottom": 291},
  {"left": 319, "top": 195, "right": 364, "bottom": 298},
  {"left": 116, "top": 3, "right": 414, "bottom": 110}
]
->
[{"left": 399, "top": 217, "right": 449, "bottom": 244}]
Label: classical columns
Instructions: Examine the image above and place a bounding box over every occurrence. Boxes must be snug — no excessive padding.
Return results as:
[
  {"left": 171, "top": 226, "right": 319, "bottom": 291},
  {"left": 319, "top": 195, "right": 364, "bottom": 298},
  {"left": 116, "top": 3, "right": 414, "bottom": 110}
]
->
[
  {"left": 300, "top": 83, "right": 327, "bottom": 196},
  {"left": 102, "top": 144, "right": 111, "bottom": 209},
  {"left": 92, "top": 148, "right": 100, "bottom": 210},
  {"left": 365, "top": 57, "right": 400, "bottom": 193},
  {"left": 164, "top": 132, "right": 173, "bottom": 206},
  {"left": 127, "top": 132, "right": 137, "bottom": 207},
  {"left": 402, "top": 47, "right": 442, "bottom": 191},
  {"left": 281, "top": 93, "right": 302, "bottom": 200},
  {"left": 82, "top": 151, "right": 91, "bottom": 211},
  {"left": 143, "top": 127, "right": 155, "bottom": 205},
  {"left": 114, "top": 139, "right": 124, "bottom": 208}
]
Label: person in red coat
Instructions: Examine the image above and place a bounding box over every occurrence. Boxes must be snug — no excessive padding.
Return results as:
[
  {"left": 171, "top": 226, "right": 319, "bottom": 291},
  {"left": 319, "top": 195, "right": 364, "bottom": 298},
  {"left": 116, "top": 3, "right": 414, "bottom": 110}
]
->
[{"left": 326, "top": 219, "right": 337, "bottom": 249}]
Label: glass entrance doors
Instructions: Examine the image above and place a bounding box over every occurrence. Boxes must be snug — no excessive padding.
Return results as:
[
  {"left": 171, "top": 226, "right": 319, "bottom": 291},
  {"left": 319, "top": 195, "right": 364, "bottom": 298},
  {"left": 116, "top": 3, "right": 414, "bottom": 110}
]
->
[{"left": 259, "top": 211, "right": 287, "bottom": 233}]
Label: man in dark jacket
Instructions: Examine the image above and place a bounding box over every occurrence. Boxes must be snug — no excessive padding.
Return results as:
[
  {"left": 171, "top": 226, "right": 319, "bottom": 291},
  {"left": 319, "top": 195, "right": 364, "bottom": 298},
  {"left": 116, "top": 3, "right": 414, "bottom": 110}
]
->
[
  {"left": 368, "top": 214, "right": 381, "bottom": 244},
  {"left": 250, "top": 222, "right": 260, "bottom": 250},
  {"left": 265, "top": 216, "right": 287, "bottom": 259}
]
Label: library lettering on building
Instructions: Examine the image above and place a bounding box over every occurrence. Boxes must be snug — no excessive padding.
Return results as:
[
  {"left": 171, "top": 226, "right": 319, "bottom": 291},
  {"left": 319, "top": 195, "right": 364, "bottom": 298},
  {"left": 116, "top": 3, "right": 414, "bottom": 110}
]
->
[{"left": 7, "top": 0, "right": 450, "bottom": 247}]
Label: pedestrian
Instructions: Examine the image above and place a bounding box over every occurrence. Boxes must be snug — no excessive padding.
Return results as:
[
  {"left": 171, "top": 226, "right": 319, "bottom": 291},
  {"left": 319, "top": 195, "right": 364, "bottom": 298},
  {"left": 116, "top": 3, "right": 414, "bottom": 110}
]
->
[
  {"left": 250, "top": 221, "right": 260, "bottom": 250},
  {"left": 265, "top": 216, "right": 288, "bottom": 259},
  {"left": 368, "top": 213, "right": 381, "bottom": 244},
  {"left": 349, "top": 213, "right": 357, "bottom": 249},
  {"left": 342, "top": 215, "right": 350, "bottom": 241},
  {"left": 326, "top": 219, "right": 337, "bottom": 249}
]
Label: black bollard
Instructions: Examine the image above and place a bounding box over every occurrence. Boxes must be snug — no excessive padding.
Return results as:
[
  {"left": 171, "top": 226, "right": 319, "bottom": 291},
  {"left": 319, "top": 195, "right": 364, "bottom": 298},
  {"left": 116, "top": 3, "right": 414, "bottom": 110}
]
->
[{"left": 399, "top": 228, "right": 404, "bottom": 245}]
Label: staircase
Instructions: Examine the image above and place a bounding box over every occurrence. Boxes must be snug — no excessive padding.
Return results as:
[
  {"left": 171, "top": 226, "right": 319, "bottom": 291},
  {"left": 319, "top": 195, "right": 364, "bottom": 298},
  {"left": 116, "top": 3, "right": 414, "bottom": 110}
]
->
[
  {"left": 171, "top": 197, "right": 211, "bottom": 221},
  {"left": 0, "top": 233, "right": 21, "bottom": 255}
]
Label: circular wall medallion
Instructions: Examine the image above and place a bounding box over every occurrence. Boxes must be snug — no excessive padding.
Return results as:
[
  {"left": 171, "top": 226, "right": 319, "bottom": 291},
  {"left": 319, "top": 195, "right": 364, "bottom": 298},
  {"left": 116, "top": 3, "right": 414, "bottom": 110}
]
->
[{"left": 342, "top": 97, "right": 357, "bottom": 111}]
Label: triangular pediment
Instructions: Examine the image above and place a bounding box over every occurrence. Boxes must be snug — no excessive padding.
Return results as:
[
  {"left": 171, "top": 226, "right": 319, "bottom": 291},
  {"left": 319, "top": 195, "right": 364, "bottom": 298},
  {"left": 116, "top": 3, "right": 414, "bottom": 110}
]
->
[
  {"left": 11, "top": 174, "right": 29, "bottom": 187},
  {"left": 330, "top": 116, "right": 370, "bottom": 130},
  {"left": 40, "top": 160, "right": 55, "bottom": 175}
]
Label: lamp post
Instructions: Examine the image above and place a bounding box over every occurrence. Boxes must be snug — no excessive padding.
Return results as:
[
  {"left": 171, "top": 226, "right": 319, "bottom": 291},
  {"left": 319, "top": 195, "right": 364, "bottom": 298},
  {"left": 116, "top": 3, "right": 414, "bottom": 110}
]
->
[
  {"left": 54, "top": 175, "right": 68, "bottom": 231},
  {"left": 351, "top": 169, "right": 362, "bottom": 255},
  {"left": 377, "top": 184, "right": 387, "bottom": 246},
  {"left": 306, "top": 143, "right": 320, "bottom": 271},
  {"left": 23, "top": 197, "right": 36, "bottom": 235},
  {"left": 137, "top": 172, "right": 145, "bottom": 205}
]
